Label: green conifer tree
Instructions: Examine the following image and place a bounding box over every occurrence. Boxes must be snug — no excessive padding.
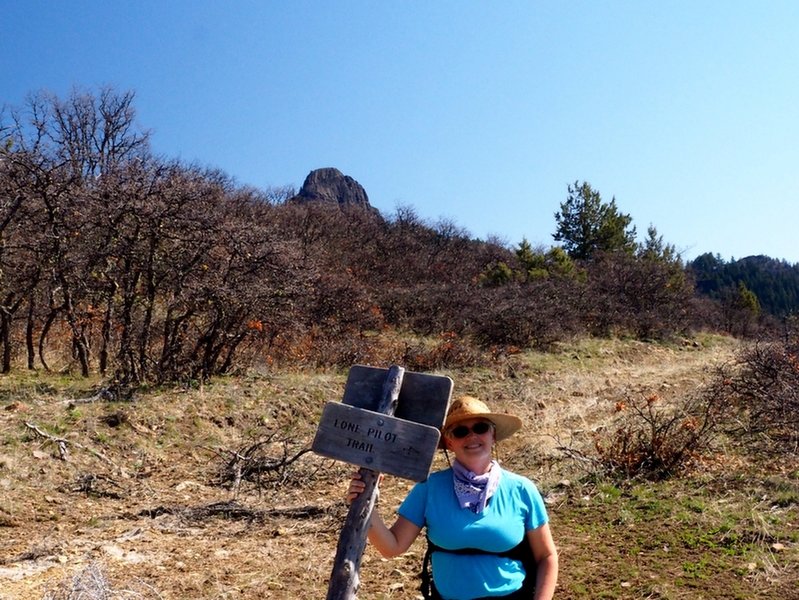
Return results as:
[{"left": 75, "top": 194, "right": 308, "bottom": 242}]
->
[{"left": 553, "top": 181, "right": 637, "bottom": 260}]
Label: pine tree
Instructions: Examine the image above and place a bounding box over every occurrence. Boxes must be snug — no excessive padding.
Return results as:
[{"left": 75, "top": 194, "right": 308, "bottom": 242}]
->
[{"left": 553, "top": 181, "right": 637, "bottom": 260}]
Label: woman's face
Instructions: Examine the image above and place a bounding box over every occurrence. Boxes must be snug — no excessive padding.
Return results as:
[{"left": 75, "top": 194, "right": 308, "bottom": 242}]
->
[{"left": 444, "top": 418, "right": 495, "bottom": 465}]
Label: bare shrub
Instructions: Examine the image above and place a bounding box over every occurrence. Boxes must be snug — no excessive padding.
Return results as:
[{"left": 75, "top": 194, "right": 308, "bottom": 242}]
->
[
  {"left": 718, "top": 335, "right": 799, "bottom": 450},
  {"left": 265, "top": 327, "right": 395, "bottom": 369},
  {"left": 211, "top": 433, "right": 316, "bottom": 496},
  {"left": 594, "top": 389, "right": 733, "bottom": 480},
  {"left": 401, "top": 331, "right": 487, "bottom": 371},
  {"left": 582, "top": 251, "right": 694, "bottom": 340},
  {"left": 379, "top": 283, "right": 474, "bottom": 336},
  {"left": 469, "top": 280, "right": 580, "bottom": 350},
  {"left": 43, "top": 563, "right": 112, "bottom": 600},
  {"left": 42, "top": 561, "right": 162, "bottom": 599}
]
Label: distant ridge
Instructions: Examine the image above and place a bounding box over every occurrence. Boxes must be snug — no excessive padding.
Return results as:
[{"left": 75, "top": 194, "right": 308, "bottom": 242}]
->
[{"left": 689, "top": 253, "right": 799, "bottom": 316}]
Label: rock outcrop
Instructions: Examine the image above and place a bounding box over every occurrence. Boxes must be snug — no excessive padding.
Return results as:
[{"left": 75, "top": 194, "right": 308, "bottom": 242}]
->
[{"left": 290, "top": 168, "right": 378, "bottom": 214}]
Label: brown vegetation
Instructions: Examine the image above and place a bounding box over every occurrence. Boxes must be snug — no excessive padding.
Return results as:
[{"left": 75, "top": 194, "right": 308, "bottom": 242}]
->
[
  {"left": 0, "top": 335, "right": 797, "bottom": 599},
  {"left": 1, "top": 88, "right": 738, "bottom": 390}
]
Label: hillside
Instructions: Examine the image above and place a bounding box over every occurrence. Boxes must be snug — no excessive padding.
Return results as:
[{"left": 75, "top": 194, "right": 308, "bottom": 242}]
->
[
  {"left": 5, "top": 84, "right": 792, "bottom": 396},
  {"left": 690, "top": 253, "right": 799, "bottom": 317},
  {"left": 1, "top": 335, "right": 797, "bottom": 599}
]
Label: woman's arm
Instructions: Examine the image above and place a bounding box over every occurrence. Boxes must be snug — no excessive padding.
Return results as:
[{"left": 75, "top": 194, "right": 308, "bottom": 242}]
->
[
  {"left": 527, "top": 524, "right": 558, "bottom": 600},
  {"left": 367, "top": 512, "right": 422, "bottom": 558},
  {"left": 347, "top": 472, "right": 422, "bottom": 558}
]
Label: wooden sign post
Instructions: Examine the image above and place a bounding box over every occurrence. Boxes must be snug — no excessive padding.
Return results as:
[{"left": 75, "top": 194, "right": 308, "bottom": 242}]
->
[{"left": 313, "top": 364, "right": 452, "bottom": 600}]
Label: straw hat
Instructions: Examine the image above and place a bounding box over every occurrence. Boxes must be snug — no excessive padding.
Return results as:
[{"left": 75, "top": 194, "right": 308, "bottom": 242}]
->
[{"left": 439, "top": 396, "right": 522, "bottom": 448}]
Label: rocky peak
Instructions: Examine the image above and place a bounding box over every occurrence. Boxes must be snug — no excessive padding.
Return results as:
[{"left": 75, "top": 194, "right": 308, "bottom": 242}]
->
[{"left": 291, "top": 168, "right": 376, "bottom": 212}]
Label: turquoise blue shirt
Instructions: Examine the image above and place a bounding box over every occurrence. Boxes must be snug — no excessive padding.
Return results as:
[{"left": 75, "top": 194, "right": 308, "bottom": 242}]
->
[{"left": 398, "top": 466, "right": 549, "bottom": 600}]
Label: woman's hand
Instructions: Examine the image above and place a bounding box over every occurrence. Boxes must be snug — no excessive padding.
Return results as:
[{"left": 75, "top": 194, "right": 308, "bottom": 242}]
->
[
  {"left": 346, "top": 471, "right": 367, "bottom": 505},
  {"left": 345, "top": 470, "right": 383, "bottom": 505}
]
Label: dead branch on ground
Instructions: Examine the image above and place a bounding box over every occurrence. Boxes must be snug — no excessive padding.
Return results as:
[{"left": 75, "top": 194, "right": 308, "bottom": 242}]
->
[
  {"left": 136, "top": 500, "right": 334, "bottom": 523},
  {"left": 59, "top": 383, "right": 136, "bottom": 407},
  {"left": 24, "top": 421, "right": 127, "bottom": 476},
  {"left": 209, "top": 433, "right": 314, "bottom": 497},
  {"left": 549, "top": 433, "right": 604, "bottom": 472},
  {"left": 0, "top": 543, "right": 61, "bottom": 566},
  {"left": 61, "top": 473, "right": 125, "bottom": 499}
]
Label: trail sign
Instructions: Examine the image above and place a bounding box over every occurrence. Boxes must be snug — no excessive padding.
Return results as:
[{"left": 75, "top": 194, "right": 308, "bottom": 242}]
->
[
  {"left": 312, "top": 365, "right": 452, "bottom": 481},
  {"left": 341, "top": 365, "right": 453, "bottom": 429},
  {"left": 318, "top": 365, "right": 453, "bottom": 600},
  {"left": 313, "top": 403, "right": 441, "bottom": 481}
]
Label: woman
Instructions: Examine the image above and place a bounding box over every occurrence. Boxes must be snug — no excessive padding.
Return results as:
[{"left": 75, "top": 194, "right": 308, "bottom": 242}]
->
[{"left": 347, "top": 396, "right": 558, "bottom": 600}]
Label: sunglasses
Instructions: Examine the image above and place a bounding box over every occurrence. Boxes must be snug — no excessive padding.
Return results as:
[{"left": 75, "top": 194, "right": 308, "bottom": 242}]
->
[{"left": 448, "top": 421, "right": 492, "bottom": 439}]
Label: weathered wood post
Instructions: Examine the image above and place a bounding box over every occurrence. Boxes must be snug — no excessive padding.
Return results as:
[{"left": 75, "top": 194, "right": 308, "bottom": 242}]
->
[
  {"left": 325, "top": 365, "right": 405, "bottom": 600},
  {"left": 313, "top": 364, "right": 451, "bottom": 599}
]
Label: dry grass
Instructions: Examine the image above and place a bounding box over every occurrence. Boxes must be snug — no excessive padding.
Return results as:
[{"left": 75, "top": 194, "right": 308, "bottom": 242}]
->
[{"left": 1, "top": 334, "right": 797, "bottom": 599}]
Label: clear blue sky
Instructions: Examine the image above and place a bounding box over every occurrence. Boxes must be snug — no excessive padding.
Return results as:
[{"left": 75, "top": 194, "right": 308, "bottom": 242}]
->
[{"left": 3, "top": 1, "right": 798, "bottom": 263}]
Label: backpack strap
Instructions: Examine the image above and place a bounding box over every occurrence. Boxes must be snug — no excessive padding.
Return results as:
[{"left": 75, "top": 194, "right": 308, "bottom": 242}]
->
[{"left": 420, "top": 540, "right": 439, "bottom": 599}]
